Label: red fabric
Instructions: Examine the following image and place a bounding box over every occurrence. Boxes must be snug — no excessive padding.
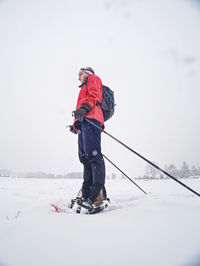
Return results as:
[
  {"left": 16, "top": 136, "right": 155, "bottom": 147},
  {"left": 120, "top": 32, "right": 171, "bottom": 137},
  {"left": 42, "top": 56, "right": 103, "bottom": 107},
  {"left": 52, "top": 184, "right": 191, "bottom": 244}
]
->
[{"left": 73, "top": 74, "right": 104, "bottom": 129}]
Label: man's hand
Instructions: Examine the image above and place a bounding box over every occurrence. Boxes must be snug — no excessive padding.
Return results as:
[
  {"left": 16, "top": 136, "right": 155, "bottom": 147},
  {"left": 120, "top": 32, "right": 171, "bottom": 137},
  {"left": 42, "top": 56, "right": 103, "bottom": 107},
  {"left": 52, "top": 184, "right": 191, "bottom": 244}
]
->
[
  {"left": 73, "top": 103, "right": 91, "bottom": 122},
  {"left": 68, "top": 125, "right": 80, "bottom": 135}
]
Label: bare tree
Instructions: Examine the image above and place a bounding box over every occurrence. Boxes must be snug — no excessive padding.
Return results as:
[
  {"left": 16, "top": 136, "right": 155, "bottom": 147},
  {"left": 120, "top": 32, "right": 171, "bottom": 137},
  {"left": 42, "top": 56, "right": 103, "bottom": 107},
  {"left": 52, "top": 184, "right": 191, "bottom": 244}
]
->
[
  {"left": 168, "top": 164, "right": 179, "bottom": 178},
  {"left": 191, "top": 166, "right": 200, "bottom": 177},
  {"left": 179, "top": 161, "right": 191, "bottom": 178},
  {"left": 144, "top": 162, "right": 158, "bottom": 179}
]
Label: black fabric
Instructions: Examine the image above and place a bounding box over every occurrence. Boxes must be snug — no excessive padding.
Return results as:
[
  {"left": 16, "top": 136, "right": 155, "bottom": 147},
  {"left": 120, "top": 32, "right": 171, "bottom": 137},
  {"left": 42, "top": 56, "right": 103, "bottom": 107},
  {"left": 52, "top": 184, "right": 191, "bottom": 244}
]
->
[
  {"left": 69, "top": 125, "right": 79, "bottom": 135},
  {"left": 79, "top": 80, "right": 87, "bottom": 88},
  {"left": 74, "top": 103, "right": 91, "bottom": 122},
  {"left": 78, "top": 118, "right": 106, "bottom": 202},
  {"left": 82, "top": 163, "right": 93, "bottom": 199},
  {"left": 81, "top": 103, "right": 92, "bottom": 112},
  {"left": 73, "top": 107, "right": 87, "bottom": 122}
]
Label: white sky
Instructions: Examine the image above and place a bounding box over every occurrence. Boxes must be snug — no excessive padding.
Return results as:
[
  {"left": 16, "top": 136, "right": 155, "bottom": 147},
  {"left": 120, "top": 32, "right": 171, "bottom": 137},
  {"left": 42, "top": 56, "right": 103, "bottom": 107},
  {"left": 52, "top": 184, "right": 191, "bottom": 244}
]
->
[{"left": 0, "top": 0, "right": 200, "bottom": 176}]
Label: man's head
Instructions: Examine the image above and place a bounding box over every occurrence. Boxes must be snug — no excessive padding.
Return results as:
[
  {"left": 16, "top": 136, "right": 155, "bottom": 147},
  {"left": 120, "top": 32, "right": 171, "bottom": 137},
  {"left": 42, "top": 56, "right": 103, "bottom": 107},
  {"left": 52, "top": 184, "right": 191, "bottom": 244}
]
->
[{"left": 79, "top": 67, "right": 95, "bottom": 83}]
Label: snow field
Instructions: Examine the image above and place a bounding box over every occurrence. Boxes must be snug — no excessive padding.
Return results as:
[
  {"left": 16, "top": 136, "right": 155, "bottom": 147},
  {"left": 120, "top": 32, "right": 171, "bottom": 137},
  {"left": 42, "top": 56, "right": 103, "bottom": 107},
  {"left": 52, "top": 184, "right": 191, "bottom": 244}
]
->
[{"left": 0, "top": 177, "right": 200, "bottom": 266}]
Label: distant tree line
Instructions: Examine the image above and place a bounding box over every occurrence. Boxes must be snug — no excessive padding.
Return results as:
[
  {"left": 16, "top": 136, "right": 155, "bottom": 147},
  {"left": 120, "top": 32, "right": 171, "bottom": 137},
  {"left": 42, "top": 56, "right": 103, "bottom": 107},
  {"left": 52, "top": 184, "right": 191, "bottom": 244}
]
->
[
  {"left": 1, "top": 162, "right": 200, "bottom": 180},
  {"left": 25, "top": 172, "right": 83, "bottom": 179},
  {"left": 0, "top": 170, "right": 83, "bottom": 179},
  {"left": 141, "top": 161, "right": 200, "bottom": 179}
]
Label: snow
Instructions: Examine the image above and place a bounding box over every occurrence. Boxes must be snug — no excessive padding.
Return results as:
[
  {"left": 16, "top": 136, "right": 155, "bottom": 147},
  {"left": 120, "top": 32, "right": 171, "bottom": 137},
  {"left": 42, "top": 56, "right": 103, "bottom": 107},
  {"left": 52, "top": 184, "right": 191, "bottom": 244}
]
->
[{"left": 0, "top": 177, "right": 200, "bottom": 266}]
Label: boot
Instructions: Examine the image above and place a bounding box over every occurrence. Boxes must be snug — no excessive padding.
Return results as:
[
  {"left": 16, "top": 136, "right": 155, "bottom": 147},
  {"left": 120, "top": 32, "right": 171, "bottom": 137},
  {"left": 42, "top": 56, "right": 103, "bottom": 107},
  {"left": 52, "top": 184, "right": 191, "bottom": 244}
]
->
[
  {"left": 80, "top": 198, "right": 93, "bottom": 210},
  {"left": 93, "top": 189, "right": 104, "bottom": 207}
]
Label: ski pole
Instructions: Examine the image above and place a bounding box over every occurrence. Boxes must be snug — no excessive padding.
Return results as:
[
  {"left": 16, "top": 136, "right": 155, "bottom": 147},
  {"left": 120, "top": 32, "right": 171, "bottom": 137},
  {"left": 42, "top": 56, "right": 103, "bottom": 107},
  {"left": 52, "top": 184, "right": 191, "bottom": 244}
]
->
[
  {"left": 85, "top": 118, "right": 200, "bottom": 198},
  {"left": 102, "top": 153, "right": 147, "bottom": 194}
]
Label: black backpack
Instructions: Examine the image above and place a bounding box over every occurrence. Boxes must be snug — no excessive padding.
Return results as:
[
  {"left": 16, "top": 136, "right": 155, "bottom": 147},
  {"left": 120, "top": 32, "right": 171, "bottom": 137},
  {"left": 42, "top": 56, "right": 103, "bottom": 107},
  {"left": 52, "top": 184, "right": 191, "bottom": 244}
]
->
[{"left": 100, "top": 85, "right": 115, "bottom": 122}]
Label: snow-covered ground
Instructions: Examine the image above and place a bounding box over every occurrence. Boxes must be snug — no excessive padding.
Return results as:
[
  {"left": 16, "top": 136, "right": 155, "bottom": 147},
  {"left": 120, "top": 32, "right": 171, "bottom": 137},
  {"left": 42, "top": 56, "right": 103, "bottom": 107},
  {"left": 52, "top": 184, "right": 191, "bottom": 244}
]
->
[{"left": 0, "top": 177, "right": 200, "bottom": 266}]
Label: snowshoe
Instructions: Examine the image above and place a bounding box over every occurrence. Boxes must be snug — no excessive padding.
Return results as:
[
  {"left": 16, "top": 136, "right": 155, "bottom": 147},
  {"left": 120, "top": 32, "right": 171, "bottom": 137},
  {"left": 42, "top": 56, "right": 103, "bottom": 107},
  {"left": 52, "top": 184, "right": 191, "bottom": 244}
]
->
[{"left": 70, "top": 197, "right": 110, "bottom": 214}]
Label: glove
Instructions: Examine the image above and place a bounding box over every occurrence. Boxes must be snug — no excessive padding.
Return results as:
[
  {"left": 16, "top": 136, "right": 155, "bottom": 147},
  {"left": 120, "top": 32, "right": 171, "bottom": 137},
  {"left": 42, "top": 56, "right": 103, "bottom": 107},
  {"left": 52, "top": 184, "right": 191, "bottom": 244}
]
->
[
  {"left": 73, "top": 103, "right": 91, "bottom": 122},
  {"left": 68, "top": 125, "right": 79, "bottom": 135}
]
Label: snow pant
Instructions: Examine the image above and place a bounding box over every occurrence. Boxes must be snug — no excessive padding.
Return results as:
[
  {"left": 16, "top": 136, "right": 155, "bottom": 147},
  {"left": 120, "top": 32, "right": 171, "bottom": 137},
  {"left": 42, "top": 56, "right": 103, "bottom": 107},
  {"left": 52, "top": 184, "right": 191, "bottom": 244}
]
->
[{"left": 78, "top": 118, "right": 106, "bottom": 202}]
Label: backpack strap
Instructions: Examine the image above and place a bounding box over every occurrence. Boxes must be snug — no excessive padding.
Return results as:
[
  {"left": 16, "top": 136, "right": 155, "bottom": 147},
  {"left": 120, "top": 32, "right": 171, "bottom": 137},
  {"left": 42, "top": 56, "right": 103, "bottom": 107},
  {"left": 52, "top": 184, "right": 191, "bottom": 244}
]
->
[{"left": 79, "top": 79, "right": 88, "bottom": 88}]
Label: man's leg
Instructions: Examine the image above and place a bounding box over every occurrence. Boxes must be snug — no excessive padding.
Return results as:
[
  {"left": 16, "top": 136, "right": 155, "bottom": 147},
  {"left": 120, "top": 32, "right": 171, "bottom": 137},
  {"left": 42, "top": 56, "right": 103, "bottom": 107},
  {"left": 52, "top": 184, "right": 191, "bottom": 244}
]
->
[
  {"left": 78, "top": 130, "right": 93, "bottom": 199},
  {"left": 82, "top": 163, "right": 92, "bottom": 199},
  {"left": 102, "top": 185, "right": 107, "bottom": 199},
  {"left": 90, "top": 154, "right": 105, "bottom": 202},
  {"left": 81, "top": 119, "right": 106, "bottom": 203}
]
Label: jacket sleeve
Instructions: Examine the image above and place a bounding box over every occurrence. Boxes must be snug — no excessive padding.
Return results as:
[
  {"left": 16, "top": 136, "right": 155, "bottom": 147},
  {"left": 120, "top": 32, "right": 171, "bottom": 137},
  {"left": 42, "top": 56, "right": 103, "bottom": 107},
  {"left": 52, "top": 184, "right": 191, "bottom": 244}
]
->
[{"left": 83, "top": 75, "right": 101, "bottom": 109}]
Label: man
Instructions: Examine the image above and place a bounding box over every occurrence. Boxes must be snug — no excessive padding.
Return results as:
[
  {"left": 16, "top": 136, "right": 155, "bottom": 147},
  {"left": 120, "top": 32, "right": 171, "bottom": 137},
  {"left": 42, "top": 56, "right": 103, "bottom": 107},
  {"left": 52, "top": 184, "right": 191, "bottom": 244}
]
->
[{"left": 70, "top": 67, "right": 106, "bottom": 209}]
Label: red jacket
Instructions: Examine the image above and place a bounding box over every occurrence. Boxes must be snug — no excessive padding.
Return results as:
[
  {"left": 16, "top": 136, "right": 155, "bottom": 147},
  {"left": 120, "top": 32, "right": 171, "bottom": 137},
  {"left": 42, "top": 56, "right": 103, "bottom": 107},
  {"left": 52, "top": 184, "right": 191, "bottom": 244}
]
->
[{"left": 73, "top": 74, "right": 104, "bottom": 129}]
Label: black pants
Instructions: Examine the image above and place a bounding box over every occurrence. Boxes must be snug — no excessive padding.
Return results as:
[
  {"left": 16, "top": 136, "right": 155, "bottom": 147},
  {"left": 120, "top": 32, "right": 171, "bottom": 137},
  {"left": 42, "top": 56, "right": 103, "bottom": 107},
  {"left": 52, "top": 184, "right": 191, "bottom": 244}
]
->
[{"left": 78, "top": 119, "right": 106, "bottom": 202}]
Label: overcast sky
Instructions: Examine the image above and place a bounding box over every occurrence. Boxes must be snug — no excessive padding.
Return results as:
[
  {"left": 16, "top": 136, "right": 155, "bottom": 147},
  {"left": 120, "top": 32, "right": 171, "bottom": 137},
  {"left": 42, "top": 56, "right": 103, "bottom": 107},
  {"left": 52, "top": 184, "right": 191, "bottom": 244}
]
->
[{"left": 0, "top": 0, "right": 200, "bottom": 177}]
